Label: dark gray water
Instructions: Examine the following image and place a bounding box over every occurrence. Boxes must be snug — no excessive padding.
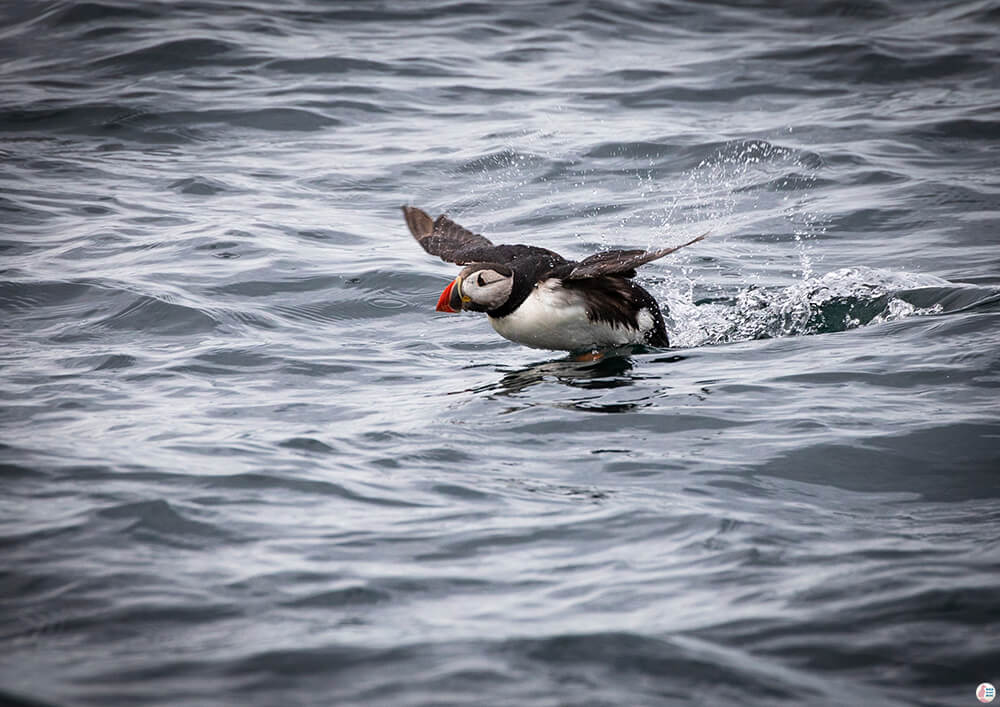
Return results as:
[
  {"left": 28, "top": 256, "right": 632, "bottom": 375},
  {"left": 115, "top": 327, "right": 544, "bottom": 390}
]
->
[{"left": 2, "top": 1, "right": 999, "bottom": 705}]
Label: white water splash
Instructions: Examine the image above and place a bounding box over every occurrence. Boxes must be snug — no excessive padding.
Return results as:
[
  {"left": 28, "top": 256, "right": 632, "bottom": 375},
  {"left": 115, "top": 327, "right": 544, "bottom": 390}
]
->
[
  {"left": 665, "top": 266, "right": 947, "bottom": 348},
  {"left": 604, "top": 140, "right": 951, "bottom": 346}
]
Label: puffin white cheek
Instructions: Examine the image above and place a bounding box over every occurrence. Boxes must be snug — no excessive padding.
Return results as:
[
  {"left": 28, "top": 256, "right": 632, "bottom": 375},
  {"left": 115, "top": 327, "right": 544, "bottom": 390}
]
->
[{"left": 491, "top": 280, "right": 513, "bottom": 308}]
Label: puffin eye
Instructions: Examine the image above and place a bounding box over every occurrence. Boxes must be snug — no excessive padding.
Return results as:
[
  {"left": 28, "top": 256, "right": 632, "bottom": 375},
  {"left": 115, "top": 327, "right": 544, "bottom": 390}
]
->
[{"left": 477, "top": 273, "right": 486, "bottom": 287}]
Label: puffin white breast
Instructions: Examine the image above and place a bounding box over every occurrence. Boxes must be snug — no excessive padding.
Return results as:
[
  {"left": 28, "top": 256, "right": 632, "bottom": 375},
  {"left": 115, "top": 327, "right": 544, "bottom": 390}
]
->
[{"left": 488, "top": 278, "right": 652, "bottom": 351}]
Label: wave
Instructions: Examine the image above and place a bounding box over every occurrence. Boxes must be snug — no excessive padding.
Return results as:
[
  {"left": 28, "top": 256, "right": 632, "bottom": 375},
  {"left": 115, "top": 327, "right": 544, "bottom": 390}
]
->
[{"left": 663, "top": 267, "right": 987, "bottom": 348}]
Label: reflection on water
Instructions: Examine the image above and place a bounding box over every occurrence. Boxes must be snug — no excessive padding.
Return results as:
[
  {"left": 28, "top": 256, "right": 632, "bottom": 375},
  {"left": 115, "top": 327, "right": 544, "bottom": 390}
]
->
[
  {"left": 460, "top": 350, "right": 692, "bottom": 413},
  {"left": 479, "top": 352, "right": 637, "bottom": 396}
]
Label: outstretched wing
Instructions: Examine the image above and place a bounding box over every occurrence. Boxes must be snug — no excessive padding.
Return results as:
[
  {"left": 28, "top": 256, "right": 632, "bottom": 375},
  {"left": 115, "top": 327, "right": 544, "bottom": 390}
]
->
[
  {"left": 565, "top": 232, "right": 708, "bottom": 279},
  {"left": 402, "top": 206, "right": 497, "bottom": 264}
]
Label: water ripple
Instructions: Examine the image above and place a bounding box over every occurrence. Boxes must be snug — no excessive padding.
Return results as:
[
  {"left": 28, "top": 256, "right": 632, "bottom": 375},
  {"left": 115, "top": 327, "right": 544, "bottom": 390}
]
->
[{"left": 1, "top": 1, "right": 998, "bottom": 706}]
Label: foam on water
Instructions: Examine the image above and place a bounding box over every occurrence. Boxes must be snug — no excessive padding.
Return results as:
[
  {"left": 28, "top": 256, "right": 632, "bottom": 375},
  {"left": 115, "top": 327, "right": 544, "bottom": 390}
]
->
[{"left": 664, "top": 266, "right": 948, "bottom": 348}]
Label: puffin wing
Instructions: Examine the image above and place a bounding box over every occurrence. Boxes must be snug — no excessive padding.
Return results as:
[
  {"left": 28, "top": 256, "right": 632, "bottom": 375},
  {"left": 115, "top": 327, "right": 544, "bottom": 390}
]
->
[
  {"left": 403, "top": 206, "right": 499, "bottom": 265},
  {"left": 565, "top": 232, "right": 708, "bottom": 279}
]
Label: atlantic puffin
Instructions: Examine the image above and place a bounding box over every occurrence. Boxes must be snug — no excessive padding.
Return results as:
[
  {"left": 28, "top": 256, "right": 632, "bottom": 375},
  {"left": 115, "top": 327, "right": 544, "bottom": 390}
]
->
[{"left": 402, "top": 206, "right": 705, "bottom": 352}]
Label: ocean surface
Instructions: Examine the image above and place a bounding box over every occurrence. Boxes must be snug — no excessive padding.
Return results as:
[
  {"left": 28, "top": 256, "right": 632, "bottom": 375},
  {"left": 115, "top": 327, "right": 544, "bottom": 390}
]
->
[{"left": 2, "top": 1, "right": 999, "bottom": 705}]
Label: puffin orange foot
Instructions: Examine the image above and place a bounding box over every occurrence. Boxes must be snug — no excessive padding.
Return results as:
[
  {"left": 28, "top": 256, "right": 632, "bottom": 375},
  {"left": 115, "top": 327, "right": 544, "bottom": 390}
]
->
[{"left": 572, "top": 350, "right": 604, "bottom": 362}]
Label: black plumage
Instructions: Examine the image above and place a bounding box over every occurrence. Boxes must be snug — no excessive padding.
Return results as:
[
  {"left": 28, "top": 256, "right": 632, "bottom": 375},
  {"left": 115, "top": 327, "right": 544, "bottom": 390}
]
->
[{"left": 562, "top": 276, "right": 670, "bottom": 346}]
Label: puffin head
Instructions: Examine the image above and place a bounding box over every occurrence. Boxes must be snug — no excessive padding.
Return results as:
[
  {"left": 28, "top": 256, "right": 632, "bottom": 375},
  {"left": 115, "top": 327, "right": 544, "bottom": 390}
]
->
[{"left": 436, "top": 263, "right": 514, "bottom": 313}]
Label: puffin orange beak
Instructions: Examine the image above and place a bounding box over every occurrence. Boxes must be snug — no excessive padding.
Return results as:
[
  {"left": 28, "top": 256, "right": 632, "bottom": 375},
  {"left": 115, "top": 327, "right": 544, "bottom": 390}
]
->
[{"left": 436, "top": 277, "right": 463, "bottom": 313}]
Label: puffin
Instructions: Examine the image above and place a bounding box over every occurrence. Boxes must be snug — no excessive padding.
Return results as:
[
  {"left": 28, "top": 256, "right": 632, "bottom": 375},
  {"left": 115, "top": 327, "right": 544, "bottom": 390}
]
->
[{"left": 402, "top": 206, "right": 705, "bottom": 352}]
